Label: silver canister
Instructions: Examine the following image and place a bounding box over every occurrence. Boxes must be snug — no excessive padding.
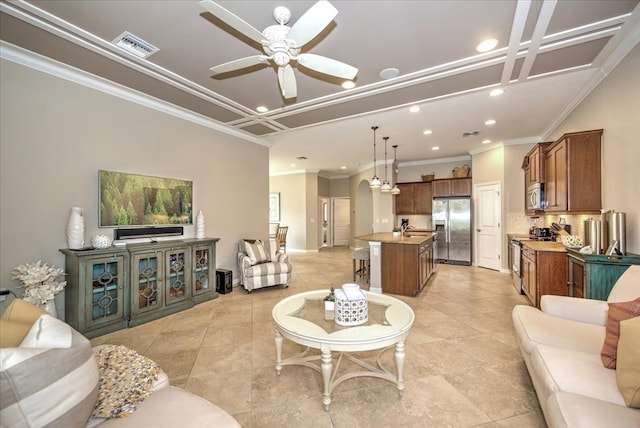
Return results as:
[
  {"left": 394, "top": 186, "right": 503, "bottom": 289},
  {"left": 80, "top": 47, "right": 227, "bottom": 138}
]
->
[
  {"left": 602, "top": 210, "right": 627, "bottom": 255},
  {"left": 584, "top": 218, "right": 602, "bottom": 254}
]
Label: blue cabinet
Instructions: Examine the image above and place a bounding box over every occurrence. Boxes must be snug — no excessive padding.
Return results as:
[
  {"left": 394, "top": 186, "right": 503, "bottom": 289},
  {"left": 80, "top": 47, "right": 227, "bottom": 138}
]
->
[{"left": 567, "top": 249, "right": 640, "bottom": 300}]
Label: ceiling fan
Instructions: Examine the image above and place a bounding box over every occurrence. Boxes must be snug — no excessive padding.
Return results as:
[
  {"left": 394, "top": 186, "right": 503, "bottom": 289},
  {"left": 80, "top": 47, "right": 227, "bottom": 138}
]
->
[{"left": 199, "top": 0, "right": 358, "bottom": 99}]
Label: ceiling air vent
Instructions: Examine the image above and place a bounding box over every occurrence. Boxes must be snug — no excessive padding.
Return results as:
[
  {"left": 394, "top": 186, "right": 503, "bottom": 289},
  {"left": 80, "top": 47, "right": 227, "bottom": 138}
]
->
[
  {"left": 462, "top": 131, "right": 479, "bottom": 137},
  {"left": 112, "top": 32, "right": 159, "bottom": 59}
]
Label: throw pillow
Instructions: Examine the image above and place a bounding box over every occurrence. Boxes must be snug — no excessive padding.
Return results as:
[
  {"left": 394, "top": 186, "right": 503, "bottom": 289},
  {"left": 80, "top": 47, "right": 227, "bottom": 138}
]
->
[
  {"left": 245, "top": 240, "right": 271, "bottom": 265},
  {"left": 91, "top": 345, "right": 161, "bottom": 419},
  {"left": 601, "top": 297, "right": 640, "bottom": 368},
  {"left": 616, "top": 316, "right": 640, "bottom": 408},
  {"left": 0, "top": 320, "right": 34, "bottom": 348},
  {"left": 1, "top": 298, "right": 47, "bottom": 324},
  {"left": 20, "top": 314, "right": 73, "bottom": 349},
  {"left": 0, "top": 316, "right": 99, "bottom": 427}
]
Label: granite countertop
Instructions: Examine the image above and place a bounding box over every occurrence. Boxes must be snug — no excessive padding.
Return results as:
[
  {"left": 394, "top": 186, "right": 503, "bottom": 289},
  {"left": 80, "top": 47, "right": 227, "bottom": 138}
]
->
[
  {"left": 522, "top": 241, "right": 567, "bottom": 252},
  {"left": 355, "top": 232, "right": 436, "bottom": 245}
]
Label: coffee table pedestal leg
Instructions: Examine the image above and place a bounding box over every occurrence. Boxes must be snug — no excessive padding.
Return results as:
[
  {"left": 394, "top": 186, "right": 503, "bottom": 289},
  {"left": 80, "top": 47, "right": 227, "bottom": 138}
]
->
[
  {"left": 395, "top": 341, "right": 405, "bottom": 394},
  {"left": 275, "top": 329, "right": 283, "bottom": 375},
  {"left": 321, "top": 345, "right": 332, "bottom": 410}
]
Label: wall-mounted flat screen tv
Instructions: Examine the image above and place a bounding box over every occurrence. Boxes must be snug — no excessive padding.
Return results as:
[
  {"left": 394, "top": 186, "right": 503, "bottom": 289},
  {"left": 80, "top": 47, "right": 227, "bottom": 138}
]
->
[{"left": 99, "top": 170, "right": 193, "bottom": 227}]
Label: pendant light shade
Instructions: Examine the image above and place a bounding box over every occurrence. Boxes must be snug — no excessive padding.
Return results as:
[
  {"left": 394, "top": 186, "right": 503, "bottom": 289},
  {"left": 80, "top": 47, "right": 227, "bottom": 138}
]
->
[
  {"left": 381, "top": 136, "right": 392, "bottom": 192},
  {"left": 370, "top": 126, "right": 381, "bottom": 188},
  {"left": 391, "top": 144, "right": 401, "bottom": 195}
]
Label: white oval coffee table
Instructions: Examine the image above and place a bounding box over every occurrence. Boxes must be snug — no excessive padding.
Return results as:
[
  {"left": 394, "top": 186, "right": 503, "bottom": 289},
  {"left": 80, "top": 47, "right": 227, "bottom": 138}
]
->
[{"left": 272, "top": 290, "right": 415, "bottom": 410}]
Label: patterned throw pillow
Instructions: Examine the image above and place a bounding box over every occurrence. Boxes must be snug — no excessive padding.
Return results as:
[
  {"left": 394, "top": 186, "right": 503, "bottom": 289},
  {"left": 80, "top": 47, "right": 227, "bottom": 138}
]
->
[
  {"left": 616, "top": 316, "right": 640, "bottom": 408},
  {"left": 244, "top": 240, "right": 271, "bottom": 265},
  {"left": 0, "top": 314, "right": 99, "bottom": 427},
  {"left": 601, "top": 297, "right": 640, "bottom": 368}
]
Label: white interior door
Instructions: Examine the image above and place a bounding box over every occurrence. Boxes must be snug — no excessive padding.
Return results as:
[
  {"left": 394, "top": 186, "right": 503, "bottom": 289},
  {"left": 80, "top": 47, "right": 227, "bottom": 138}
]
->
[
  {"left": 475, "top": 182, "right": 501, "bottom": 270},
  {"left": 332, "top": 198, "right": 351, "bottom": 247}
]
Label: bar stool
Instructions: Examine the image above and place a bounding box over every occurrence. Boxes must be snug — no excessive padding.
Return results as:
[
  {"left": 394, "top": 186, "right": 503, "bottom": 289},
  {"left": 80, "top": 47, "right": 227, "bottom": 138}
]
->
[{"left": 352, "top": 247, "right": 370, "bottom": 283}]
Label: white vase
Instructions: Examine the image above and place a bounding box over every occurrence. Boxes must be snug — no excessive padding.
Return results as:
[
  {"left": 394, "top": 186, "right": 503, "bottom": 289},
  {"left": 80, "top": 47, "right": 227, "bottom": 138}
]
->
[
  {"left": 39, "top": 299, "right": 58, "bottom": 318},
  {"left": 67, "top": 207, "right": 85, "bottom": 249},
  {"left": 196, "top": 210, "right": 205, "bottom": 239}
]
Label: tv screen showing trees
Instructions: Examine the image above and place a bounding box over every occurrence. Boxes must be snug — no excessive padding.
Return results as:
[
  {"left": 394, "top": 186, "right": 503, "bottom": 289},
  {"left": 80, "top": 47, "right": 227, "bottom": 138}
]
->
[{"left": 99, "top": 170, "right": 193, "bottom": 227}]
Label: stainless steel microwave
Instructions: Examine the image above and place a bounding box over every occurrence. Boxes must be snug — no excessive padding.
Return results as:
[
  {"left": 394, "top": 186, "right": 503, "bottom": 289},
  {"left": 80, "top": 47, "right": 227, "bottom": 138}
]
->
[{"left": 527, "top": 183, "right": 544, "bottom": 210}]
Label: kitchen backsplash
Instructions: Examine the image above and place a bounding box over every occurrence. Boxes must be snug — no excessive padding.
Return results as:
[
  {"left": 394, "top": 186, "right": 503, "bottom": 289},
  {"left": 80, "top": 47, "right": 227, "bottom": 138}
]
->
[{"left": 507, "top": 212, "right": 597, "bottom": 239}]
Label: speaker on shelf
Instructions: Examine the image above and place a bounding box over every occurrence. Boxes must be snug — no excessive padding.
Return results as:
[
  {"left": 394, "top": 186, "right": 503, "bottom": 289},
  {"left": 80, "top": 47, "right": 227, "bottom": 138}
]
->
[{"left": 216, "top": 269, "right": 232, "bottom": 294}]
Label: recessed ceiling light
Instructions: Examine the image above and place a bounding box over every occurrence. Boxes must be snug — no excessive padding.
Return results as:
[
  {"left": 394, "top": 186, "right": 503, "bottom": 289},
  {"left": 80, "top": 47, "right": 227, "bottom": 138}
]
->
[
  {"left": 256, "top": 105, "right": 268, "bottom": 113},
  {"left": 432, "top": 146, "right": 440, "bottom": 151},
  {"left": 485, "top": 119, "right": 496, "bottom": 125},
  {"left": 423, "top": 130, "right": 433, "bottom": 135},
  {"left": 340, "top": 166, "right": 347, "bottom": 170},
  {"left": 379, "top": 67, "right": 400, "bottom": 79},
  {"left": 290, "top": 163, "right": 296, "bottom": 167},
  {"left": 409, "top": 106, "right": 420, "bottom": 113},
  {"left": 342, "top": 81, "right": 355, "bottom": 89},
  {"left": 482, "top": 139, "right": 492, "bottom": 144},
  {"left": 476, "top": 38, "right": 498, "bottom": 52},
  {"left": 489, "top": 88, "right": 504, "bottom": 96}
]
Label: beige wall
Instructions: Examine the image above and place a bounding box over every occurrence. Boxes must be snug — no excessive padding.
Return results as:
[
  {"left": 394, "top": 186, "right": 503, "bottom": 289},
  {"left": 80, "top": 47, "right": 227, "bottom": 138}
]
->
[
  {"left": 547, "top": 44, "right": 640, "bottom": 253},
  {"left": 328, "top": 177, "right": 350, "bottom": 197},
  {"left": 0, "top": 59, "right": 269, "bottom": 312}
]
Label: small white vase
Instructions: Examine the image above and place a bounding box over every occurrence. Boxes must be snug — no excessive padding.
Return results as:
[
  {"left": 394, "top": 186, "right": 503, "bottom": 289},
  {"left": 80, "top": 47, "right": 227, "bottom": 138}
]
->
[
  {"left": 39, "top": 299, "right": 58, "bottom": 318},
  {"left": 196, "top": 210, "right": 205, "bottom": 239},
  {"left": 67, "top": 207, "right": 85, "bottom": 249}
]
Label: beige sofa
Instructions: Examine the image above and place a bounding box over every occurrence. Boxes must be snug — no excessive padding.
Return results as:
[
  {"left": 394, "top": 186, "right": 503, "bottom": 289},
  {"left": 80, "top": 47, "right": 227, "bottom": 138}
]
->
[
  {"left": 512, "top": 265, "right": 640, "bottom": 427},
  {"left": 0, "top": 299, "right": 239, "bottom": 427}
]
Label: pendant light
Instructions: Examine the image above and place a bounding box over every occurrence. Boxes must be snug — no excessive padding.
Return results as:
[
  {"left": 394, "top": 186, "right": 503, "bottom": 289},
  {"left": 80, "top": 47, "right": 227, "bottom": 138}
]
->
[
  {"left": 391, "top": 144, "right": 401, "bottom": 195},
  {"left": 381, "top": 136, "right": 392, "bottom": 192},
  {"left": 370, "top": 126, "right": 381, "bottom": 188}
]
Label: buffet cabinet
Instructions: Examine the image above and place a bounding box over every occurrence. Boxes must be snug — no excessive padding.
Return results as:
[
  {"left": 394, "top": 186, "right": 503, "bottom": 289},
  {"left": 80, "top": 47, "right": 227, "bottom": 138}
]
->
[
  {"left": 61, "top": 238, "right": 219, "bottom": 338},
  {"left": 567, "top": 249, "right": 640, "bottom": 300}
]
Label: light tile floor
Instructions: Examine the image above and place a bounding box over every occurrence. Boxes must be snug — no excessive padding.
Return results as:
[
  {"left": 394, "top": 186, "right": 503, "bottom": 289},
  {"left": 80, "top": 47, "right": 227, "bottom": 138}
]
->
[{"left": 91, "top": 247, "right": 546, "bottom": 427}]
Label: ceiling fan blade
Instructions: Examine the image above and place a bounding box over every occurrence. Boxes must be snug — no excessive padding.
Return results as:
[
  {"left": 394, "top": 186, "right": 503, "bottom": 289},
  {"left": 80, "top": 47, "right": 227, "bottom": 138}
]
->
[
  {"left": 277, "top": 65, "right": 297, "bottom": 99},
  {"left": 199, "top": 0, "right": 265, "bottom": 45},
  {"left": 287, "top": 0, "right": 338, "bottom": 47},
  {"left": 210, "top": 55, "right": 268, "bottom": 74},
  {"left": 297, "top": 53, "right": 358, "bottom": 80}
]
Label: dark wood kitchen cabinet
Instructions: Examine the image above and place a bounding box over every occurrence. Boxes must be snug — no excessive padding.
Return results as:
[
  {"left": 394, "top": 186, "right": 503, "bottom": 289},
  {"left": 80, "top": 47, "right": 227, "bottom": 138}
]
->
[
  {"left": 381, "top": 237, "right": 435, "bottom": 296},
  {"left": 432, "top": 178, "right": 471, "bottom": 197},
  {"left": 523, "top": 142, "right": 552, "bottom": 215},
  {"left": 521, "top": 244, "right": 568, "bottom": 308},
  {"left": 395, "top": 182, "right": 432, "bottom": 214},
  {"left": 544, "top": 129, "right": 602, "bottom": 214}
]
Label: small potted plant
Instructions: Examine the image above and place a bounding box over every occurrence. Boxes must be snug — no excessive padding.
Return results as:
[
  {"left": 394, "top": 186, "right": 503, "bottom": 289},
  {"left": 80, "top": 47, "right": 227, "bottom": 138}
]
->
[
  {"left": 392, "top": 227, "right": 402, "bottom": 237},
  {"left": 324, "top": 287, "right": 335, "bottom": 320}
]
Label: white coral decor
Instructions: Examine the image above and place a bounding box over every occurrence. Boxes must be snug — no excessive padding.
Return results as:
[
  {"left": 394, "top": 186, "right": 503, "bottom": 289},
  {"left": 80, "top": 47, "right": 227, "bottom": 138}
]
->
[{"left": 11, "top": 260, "right": 67, "bottom": 305}]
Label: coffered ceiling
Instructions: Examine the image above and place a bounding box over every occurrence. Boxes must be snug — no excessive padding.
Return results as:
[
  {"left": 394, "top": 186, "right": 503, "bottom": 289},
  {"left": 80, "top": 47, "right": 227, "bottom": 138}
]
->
[{"left": 1, "top": 1, "right": 639, "bottom": 177}]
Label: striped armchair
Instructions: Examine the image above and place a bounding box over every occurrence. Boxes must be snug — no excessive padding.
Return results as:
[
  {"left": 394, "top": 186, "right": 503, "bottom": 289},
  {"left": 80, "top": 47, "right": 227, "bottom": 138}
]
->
[{"left": 238, "top": 239, "right": 292, "bottom": 293}]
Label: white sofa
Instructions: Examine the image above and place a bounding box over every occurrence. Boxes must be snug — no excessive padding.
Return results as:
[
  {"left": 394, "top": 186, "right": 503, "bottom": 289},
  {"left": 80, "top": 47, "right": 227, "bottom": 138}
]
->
[
  {"left": 512, "top": 265, "right": 640, "bottom": 427},
  {"left": 0, "top": 299, "right": 240, "bottom": 427}
]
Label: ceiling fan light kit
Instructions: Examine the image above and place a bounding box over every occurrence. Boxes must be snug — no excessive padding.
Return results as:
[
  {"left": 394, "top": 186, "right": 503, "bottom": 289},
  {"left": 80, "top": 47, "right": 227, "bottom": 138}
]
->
[{"left": 200, "top": 0, "right": 359, "bottom": 100}]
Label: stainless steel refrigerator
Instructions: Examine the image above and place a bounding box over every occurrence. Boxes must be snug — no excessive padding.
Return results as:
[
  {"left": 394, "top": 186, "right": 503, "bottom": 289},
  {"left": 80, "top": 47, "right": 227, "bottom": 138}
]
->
[{"left": 432, "top": 197, "right": 472, "bottom": 265}]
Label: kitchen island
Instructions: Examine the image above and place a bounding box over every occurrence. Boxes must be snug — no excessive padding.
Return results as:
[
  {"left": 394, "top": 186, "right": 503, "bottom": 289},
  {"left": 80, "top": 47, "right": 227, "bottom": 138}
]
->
[{"left": 356, "top": 232, "right": 437, "bottom": 297}]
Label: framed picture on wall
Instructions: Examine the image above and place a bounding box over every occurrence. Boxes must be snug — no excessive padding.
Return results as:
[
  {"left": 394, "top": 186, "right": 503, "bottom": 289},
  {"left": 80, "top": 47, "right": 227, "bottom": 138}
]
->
[{"left": 269, "top": 192, "right": 280, "bottom": 222}]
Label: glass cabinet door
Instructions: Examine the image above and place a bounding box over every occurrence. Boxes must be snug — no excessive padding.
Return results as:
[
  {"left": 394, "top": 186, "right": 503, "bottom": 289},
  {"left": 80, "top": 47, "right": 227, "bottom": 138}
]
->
[
  {"left": 89, "top": 255, "right": 126, "bottom": 326},
  {"left": 193, "top": 245, "right": 212, "bottom": 296},
  {"left": 134, "top": 252, "right": 162, "bottom": 312},
  {"left": 166, "top": 247, "right": 190, "bottom": 304}
]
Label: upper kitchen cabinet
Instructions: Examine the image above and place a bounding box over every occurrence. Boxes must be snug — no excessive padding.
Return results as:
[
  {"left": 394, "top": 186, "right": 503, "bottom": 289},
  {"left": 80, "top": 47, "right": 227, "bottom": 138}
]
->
[
  {"left": 544, "top": 129, "right": 603, "bottom": 214},
  {"left": 523, "top": 142, "right": 552, "bottom": 215},
  {"left": 395, "top": 182, "right": 432, "bottom": 214},
  {"left": 432, "top": 178, "right": 472, "bottom": 197}
]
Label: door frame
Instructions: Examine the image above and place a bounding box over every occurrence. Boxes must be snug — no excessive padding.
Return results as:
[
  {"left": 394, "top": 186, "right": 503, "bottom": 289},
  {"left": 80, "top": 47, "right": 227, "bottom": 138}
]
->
[{"left": 474, "top": 181, "right": 503, "bottom": 271}]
